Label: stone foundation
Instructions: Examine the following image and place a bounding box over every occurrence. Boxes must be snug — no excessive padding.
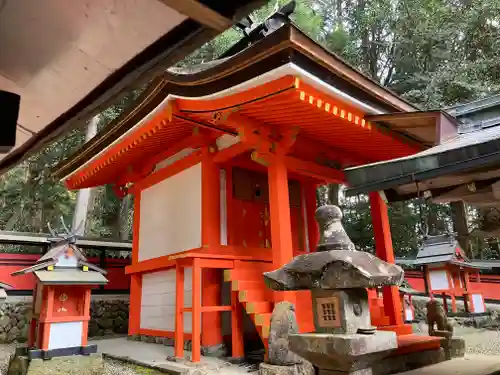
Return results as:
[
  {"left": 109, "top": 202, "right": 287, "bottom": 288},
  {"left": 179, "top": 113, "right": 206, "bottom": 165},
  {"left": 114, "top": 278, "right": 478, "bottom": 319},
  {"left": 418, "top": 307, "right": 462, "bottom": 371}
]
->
[
  {"left": 372, "top": 348, "right": 445, "bottom": 375},
  {"left": 0, "top": 297, "right": 129, "bottom": 343},
  {"left": 127, "top": 333, "right": 228, "bottom": 356},
  {"left": 259, "top": 362, "right": 315, "bottom": 375}
]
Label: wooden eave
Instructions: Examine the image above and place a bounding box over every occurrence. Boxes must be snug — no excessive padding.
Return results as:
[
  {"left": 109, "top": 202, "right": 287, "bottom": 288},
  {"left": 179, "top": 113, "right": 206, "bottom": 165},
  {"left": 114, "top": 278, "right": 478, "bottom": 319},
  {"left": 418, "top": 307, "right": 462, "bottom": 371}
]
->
[
  {"left": 11, "top": 260, "right": 57, "bottom": 276},
  {"left": 61, "top": 74, "right": 422, "bottom": 189},
  {"left": 53, "top": 25, "right": 423, "bottom": 183},
  {"left": 365, "top": 111, "right": 460, "bottom": 147}
]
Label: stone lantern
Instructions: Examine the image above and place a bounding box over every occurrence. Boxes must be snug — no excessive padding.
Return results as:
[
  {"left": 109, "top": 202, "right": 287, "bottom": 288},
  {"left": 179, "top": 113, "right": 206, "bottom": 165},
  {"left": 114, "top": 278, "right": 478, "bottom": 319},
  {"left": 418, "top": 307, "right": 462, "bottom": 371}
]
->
[{"left": 263, "top": 205, "right": 405, "bottom": 375}]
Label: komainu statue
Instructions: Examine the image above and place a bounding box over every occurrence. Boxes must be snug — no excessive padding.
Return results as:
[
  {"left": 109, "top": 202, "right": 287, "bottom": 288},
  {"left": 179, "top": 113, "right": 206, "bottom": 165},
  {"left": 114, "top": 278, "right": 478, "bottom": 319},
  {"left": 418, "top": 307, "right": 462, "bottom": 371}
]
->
[
  {"left": 426, "top": 299, "right": 453, "bottom": 336},
  {"left": 268, "top": 301, "right": 304, "bottom": 366}
]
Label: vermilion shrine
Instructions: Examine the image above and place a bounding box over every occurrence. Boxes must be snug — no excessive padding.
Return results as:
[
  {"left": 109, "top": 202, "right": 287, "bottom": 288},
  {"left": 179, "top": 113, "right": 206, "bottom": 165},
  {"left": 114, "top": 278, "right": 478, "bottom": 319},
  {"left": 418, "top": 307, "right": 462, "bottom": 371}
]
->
[
  {"left": 54, "top": 22, "right": 450, "bottom": 363},
  {"left": 413, "top": 233, "right": 487, "bottom": 315},
  {"left": 12, "top": 234, "right": 108, "bottom": 358}
]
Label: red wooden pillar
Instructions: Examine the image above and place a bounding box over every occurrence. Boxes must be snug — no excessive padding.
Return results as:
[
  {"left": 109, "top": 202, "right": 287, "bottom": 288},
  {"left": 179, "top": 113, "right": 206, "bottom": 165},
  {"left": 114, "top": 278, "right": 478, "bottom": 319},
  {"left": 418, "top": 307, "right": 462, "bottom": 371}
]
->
[
  {"left": 129, "top": 191, "right": 142, "bottom": 335},
  {"left": 201, "top": 147, "right": 223, "bottom": 348},
  {"left": 231, "top": 290, "right": 245, "bottom": 358},
  {"left": 41, "top": 287, "right": 55, "bottom": 350},
  {"left": 128, "top": 274, "right": 142, "bottom": 335},
  {"left": 369, "top": 192, "right": 404, "bottom": 328},
  {"left": 268, "top": 155, "right": 295, "bottom": 304},
  {"left": 303, "top": 182, "right": 319, "bottom": 252},
  {"left": 174, "top": 265, "right": 185, "bottom": 358},
  {"left": 81, "top": 288, "right": 92, "bottom": 346},
  {"left": 191, "top": 260, "right": 202, "bottom": 362}
]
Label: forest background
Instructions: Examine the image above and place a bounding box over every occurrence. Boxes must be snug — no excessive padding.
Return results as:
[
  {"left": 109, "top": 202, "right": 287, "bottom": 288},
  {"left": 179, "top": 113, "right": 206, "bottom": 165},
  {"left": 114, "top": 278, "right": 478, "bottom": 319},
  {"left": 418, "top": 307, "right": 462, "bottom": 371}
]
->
[{"left": 2, "top": 0, "right": 500, "bottom": 259}]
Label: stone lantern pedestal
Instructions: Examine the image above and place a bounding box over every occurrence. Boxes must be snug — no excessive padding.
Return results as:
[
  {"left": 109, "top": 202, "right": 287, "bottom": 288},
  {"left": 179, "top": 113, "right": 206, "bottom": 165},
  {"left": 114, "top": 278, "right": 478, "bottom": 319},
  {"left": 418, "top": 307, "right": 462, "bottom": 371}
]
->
[{"left": 262, "top": 205, "right": 405, "bottom": 375}]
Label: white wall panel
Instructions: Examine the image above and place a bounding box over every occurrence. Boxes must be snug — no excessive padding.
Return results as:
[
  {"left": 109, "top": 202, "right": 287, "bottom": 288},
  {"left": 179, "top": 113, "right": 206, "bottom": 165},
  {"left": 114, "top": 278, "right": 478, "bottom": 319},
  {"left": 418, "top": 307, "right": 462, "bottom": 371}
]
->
[
  {"left": 140, "top": 268, "right": 200, "bottom": 333},
  {"left": 429, "top": 270, "right": 450, "bottom": 290},
  {"left": 220, "top": 169, "right": 227, "bottom": 246},
  {"left": 138, "top": 163, "right": 202, "bottom": 261},
  {"left": 472, "top": 294, "right": 485, "bottom": 313},
  {"left": 48, "top": 321, "right": 83, "bottom": 349}
]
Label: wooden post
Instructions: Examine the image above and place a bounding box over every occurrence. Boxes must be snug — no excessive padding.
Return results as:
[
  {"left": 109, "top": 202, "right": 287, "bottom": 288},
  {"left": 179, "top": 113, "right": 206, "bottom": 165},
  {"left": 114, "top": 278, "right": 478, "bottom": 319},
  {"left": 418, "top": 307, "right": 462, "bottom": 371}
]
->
[
  {"left": 441, "top": 293, "right": 448, "bottom": 313},
  {"left": 41, "top": 287, "right": 55, "bottom": 350},
  {"left": 81, "top": 289, "right": 92, "bottom": 346},
  {"left": 226, "top": 167, "right": 234, "bottom": 246},
  {"left": 128, "top": 274, "right": 142, "bottom": 335},
  {"left": 231, "top": 290, "right": 244, "bottom": 358},
  {"left": 201, "top": 147, "right": 223, "bottom": 348},
  {"left": 303, "top": 182, "right": 319, "bottom": 252},
  {"left": 268, "top": 155, "right": 295, "bottom": 304},
  {"left": 129, "top": 188, "right": 142, "bottom": 335},
  {"left": 369, "top": 192, "right": 404, "bottom": 327},
  {"left": 191, "top": 260, "right": 202, "bottom": 362},
  {"left": 174, "top": 265, "right": 185, "bottom": 358}
]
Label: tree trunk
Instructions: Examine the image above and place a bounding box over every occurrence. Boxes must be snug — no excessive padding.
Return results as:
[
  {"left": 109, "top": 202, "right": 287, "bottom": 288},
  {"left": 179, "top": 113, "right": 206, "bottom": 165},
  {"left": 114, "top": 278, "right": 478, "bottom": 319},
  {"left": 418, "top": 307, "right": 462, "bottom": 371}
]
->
[
  {"left": 118, "top": 195, "right": 133, "bottom": 240},
  {"left": 72, "top": 115, "right": 99, "bottom": 235},
  {"left": 327, "top": 184, "right": 340, "bottom": 206},
  {"left": 451, "top": 201, "right": 470, "bottom": 256}
]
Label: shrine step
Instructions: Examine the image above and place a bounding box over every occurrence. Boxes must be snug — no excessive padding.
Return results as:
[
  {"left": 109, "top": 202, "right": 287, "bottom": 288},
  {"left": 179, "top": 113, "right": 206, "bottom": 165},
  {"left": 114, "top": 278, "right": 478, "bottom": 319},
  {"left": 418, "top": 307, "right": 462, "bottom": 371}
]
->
[
  {"left": 393, "top": 334, "right": 442, "bottom": 356},
  {"left": 245, "top": 301, "right": 272, "bottom": 314},
  {"left": 239, "top": 289, "right": 271, "bottom": 302},
  {"left": 224, "top": 264, "right": 274, "bottom": 342}
]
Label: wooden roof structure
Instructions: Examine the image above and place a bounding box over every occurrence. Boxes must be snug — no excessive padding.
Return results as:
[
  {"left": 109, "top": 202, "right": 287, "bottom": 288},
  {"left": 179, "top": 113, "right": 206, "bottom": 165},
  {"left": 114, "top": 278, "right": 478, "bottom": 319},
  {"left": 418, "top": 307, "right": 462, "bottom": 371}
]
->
[
  {"left": 410, "top": 233, "right": 486, "bottom": 269},
  {"left": 345, "top": 94, "right": 500, "bottom": 206},
  {"left": 53, "top": 22, "right": 445, "bottom": 190},
  {"left": 0, "top": 0, "right": 265, "bottom": 175},
  {"left": 12, "top": 237, "right": 108, "bottom": 285}
]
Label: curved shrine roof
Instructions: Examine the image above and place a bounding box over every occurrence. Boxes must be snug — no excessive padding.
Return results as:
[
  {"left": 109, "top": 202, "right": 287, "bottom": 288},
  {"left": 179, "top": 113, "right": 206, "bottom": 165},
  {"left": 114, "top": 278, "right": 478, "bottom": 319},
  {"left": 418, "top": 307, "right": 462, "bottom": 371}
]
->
[{"left": 55, "top": 25, "right": 428, "bottom": 190}]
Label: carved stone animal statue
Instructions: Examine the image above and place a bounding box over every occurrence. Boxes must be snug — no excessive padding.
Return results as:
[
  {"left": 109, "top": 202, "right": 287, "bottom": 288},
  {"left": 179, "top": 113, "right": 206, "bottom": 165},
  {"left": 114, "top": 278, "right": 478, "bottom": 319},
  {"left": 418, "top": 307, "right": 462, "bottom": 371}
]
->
[
  {"left": 267, "top": 301, "right": 304, "bottom": 366},
  {"left": 426, "top": 299, "right": 453, "bottom": 336}
]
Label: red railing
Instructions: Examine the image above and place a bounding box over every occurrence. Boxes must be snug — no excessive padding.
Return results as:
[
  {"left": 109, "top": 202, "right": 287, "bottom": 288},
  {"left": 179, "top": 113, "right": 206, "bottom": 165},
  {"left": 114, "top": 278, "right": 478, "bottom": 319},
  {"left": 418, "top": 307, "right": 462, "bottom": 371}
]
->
[
  {"left": 0, "top": 253, "right": 130, "bottom": 292},
  {"left": 405, "top": 270, "right": 500, "bottom": 300}
]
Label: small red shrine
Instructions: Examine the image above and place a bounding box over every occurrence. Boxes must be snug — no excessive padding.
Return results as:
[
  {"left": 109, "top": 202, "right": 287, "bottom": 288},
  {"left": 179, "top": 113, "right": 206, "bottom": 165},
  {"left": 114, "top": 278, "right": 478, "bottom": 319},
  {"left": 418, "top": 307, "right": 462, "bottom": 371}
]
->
[
  {"left": 53, "top": 22, "right": 448, "bottom": 362},
  {"left": 414, "top": 233, "right": 487, "bottom": 315},
  {"left": 12, "top": 235, "right": 108, "bottom": 358}
]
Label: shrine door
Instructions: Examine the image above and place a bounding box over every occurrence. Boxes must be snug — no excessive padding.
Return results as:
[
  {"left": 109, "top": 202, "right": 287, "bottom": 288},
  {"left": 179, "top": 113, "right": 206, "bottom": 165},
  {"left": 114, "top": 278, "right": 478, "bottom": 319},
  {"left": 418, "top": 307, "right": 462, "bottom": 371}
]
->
[{"left": 230, "top": 167, "right": 305, "bottom": 251}]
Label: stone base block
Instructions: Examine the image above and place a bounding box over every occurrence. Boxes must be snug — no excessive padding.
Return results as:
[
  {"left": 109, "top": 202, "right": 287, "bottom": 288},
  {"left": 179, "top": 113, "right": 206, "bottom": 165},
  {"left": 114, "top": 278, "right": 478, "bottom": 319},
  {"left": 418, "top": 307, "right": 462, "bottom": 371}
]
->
[
  {"left": 259, "top": 362, "right": 315, "bottom": 375},
  {"left": 289, "top": 331, "right": 397, "bottom": 373},
  {"left": 372, "top": 348, "right": 445, "bottom": 375},
  {"left": 441, "top": 337, "right": 465, "bottom": 360}
]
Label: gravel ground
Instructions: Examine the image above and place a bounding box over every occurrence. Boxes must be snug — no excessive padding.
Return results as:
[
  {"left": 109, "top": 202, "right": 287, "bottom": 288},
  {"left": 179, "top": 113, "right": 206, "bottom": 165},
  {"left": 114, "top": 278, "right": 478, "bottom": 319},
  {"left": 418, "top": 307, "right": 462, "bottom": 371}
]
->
[
  {"left": 0, "top": 345, "right": 165, "bottom": 375},
  {"left": 103, "top": 359, "right": 166, "bottom": 375},
  {"left": 413, "top": 322, "right": 500, "bottom": 355},
  {"left": 1, "top": 326, "right": 500, "bottom": 374}
]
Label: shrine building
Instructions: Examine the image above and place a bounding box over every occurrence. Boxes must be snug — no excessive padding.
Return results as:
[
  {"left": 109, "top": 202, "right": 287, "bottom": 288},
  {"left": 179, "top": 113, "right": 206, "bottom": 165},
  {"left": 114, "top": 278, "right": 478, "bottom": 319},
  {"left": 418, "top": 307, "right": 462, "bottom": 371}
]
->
[{"left": 54, "top": 23, "right": 449, "bottom": 361}]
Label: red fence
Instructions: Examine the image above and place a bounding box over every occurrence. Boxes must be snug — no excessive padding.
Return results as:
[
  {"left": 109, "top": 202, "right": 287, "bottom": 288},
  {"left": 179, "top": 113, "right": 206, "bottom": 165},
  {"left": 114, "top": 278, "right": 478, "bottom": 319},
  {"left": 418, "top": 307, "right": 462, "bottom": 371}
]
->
[
  {"left": 0, "top": 253, "right": 130, "bottom": 293},
  {"left": 406, "top": 270, "right": 500, "bottom": 301}
]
